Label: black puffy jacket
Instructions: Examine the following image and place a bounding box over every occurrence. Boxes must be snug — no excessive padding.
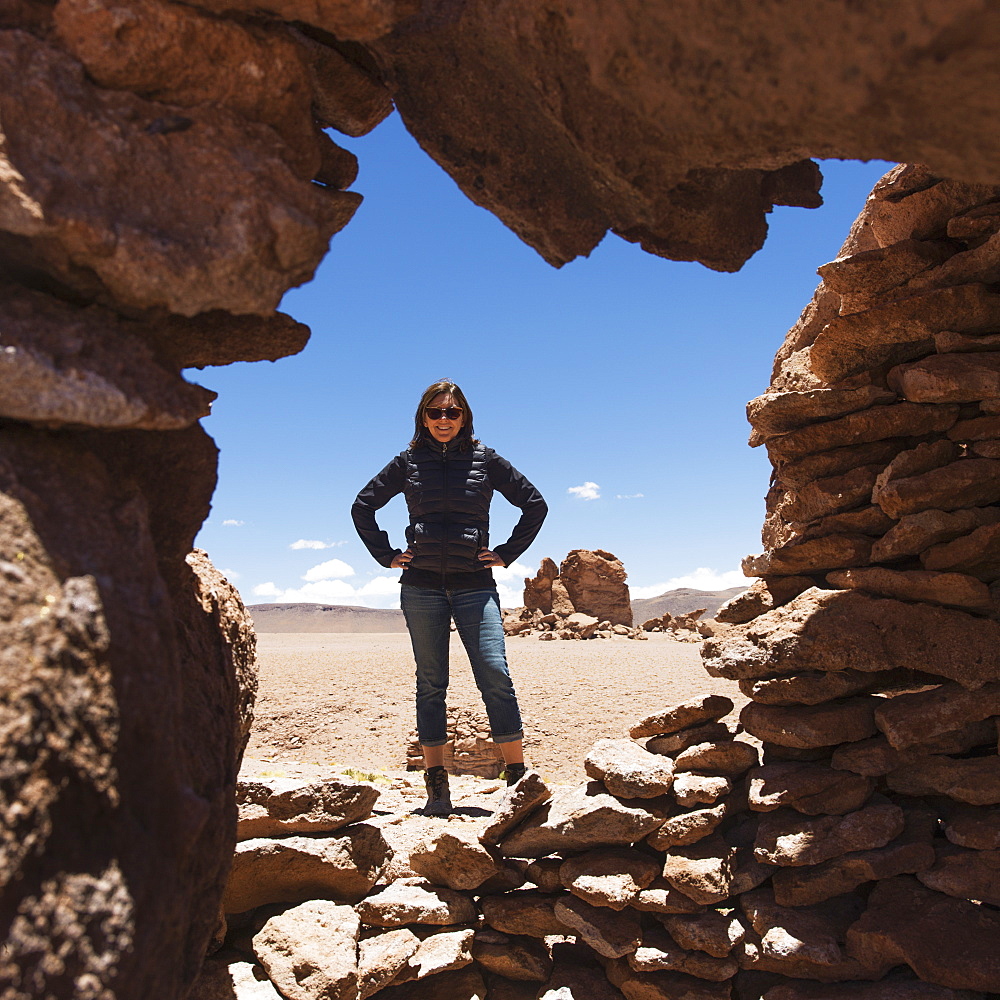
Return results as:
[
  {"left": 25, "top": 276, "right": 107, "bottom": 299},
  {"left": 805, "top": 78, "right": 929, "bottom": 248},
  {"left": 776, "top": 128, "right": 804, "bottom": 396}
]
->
[{"left": 353, "top": 436, "right": 547, "bottom": 590}]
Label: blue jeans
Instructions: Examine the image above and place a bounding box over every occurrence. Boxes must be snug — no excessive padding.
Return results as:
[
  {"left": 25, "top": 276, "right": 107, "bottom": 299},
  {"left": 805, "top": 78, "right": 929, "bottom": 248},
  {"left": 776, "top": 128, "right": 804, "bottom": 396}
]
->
[{"left": 400, "top": 584, "right": 523, "bottom": 747}]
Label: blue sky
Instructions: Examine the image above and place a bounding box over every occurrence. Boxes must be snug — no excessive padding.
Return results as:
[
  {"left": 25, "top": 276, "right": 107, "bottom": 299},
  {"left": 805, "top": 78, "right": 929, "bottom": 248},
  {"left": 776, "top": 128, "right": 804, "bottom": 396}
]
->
[{"left": 191, "top": 112, "right": 891, "bottom": 609}]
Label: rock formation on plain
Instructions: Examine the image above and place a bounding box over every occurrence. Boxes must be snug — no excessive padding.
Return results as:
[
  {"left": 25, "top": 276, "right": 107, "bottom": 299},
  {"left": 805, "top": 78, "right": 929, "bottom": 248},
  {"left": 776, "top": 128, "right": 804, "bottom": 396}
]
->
[{"left": 4, "top": 1, "right": 1000, "bottom": 997}]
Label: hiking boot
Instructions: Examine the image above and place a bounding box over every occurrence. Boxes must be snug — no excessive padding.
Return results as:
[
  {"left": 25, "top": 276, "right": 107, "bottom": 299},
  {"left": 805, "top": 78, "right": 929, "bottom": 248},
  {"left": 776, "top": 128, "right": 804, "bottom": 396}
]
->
[
  {"left": 423, "top": 766, "right": 452, "bottom": 815},
  {"left": 504, "top": 762, "right": 528, "bottom": 787}
]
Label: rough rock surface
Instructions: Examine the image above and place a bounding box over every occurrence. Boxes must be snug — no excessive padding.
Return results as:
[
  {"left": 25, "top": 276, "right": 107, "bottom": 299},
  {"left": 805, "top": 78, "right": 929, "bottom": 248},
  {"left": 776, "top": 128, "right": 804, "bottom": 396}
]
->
[
  {"left": 584, "top": 738, "right": 676, "bottom": 798},
  {"left": 236, "top": 777, "right": 379, "bottom": 840},
  {"left": 408, "top": 829, "right": 500, "bottom": 891},
  {"left": 558, "top": 549, "right": 633, "bottom": 626},
  {"left": 224, "top": 826, "right": 390, "bottom": 912},
  {"left": 558, "top": 847, "right": 659, "bottom": 910},
  {"left": 846, "top": 876, "right": 1000, "bottom": 992},
  {"left": 498, "top": 781, "right": 663, "bottom": 858},
  {"left": 252, "top": 901, "right": 359, "bottom": 1000},
  {"left": 355, "top": 879, "right": 477, "bottom": 928},
  {"left": 630, "top": 696, "right": 735, "bottom": 739},
  {"left": 748, "top": 762, "right": 874, "bottom": 815}
]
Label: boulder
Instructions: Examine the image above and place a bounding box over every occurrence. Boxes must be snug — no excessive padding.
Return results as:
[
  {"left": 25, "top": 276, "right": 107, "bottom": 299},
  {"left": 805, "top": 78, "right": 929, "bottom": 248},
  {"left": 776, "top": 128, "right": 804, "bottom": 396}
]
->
[
  {"left": 409, "top": 829, "right": 500, "bottom": 891},
  {"left": 870, "top": 506, "right": 1000, "bottom": 562},
  {"left": 472, "top": 929, "right": 552, "bottom": 982},
  {"left": 738, "top": 669, "right": 903, "bottom": 707},
  {"left": 743, "top": 534, "right": 874, "bottom": 577},
  {"left": 768, "top": 465, "right": 883, "bottom": 526},
  {"left": 632, "top": 879, "right": 706, "bottom": 915},
  {"left": 825, "top": 567, "right": 992, "bottom": 613},
  {"left": 584, "top": 738, "right": 676, "bottom": 798},
  {"left": 354, "top": 879, "right": 477, "bottom": 928},
  {"left": 480, "top": 770, "right": 551, "bottom": 847},
  {"left": 479, "top": 890, "right": 570, "bottom": 938},
  {"left": 948, "top": 414, "right": 1000, "bottom": 441},
  {"left": 660, "top": 909, "right": 746, "bottom": 958},
  {"left": 917, "top": 842, "right": 1000, "bottom": 906},
  {"left": 874, "top": 680, "right": 1000, "bottom": 749},
  {"left": 845, "top": 876, "right": 1000, "bottom": 992},
  {"left": 498, "top": 782, "right": 664, "bottom": 858},
  {"left": 559, "top": 847, "right": 660, "bottom": 910},
  {"left": 252, "top": 901, "right": 359, "bottom": 1000},
  {"left": 740, "top": 698, "right": 879, "bottom": 749},
  {"left": 187, "top": 957, "right": 283, "bottom": 1000},
  {"left": 942, "top": 804, "right": 1000, "bottom": 850},
  {"left": 552, "top": 895, "right": 642, "bottom": 959},
  {"left": 886, "top": 756, "right": 1000, "bottom": 804},
  {"left": 223, "top": 826, "right": 390, "bottom": 913},
  {"left": 648, "top": 803, "right": 730, "bottom": 850},
  {"left": 770, "top": 805, "right": 938, "bottom": 907},
  {"left": 357, "top": 928, "right": 420, "bottom": 1000},
  {"left": 628, "top": 925, "right": 739, "bottom": 981},
  {"left": 388, "top": 927, "right": 475, "bottom": 985},
  {"left": 922, "top": 521, "right": 1000, "bottom": 581},
  {"left": 874, "top": 458, "right": 1000, "bottom": 519},
  {"left": 550, "top": 578, "right": 575, "bottom": 616},
  {"left": 673, "top": 741, "right": 758, "bottom": 777},
  {"left": 236, "top": 778, "right": 379, "bottom": 840},
  {"left": 559, "top": 549, "right": 632, "bottom": 626},
  {"left": 753, "top": 799, "right": 905, "bottom": 866},
  {"left": 888, "top": 352, "right": 1000, "bottom": 403},
  {"left": 748, "top": 762, "right": 874, "bottom": 815},
  {"left": 776, "top": 439, "right": 902, "bottom": 491},
  {"left": 816, "top": 238, "right": 953, "bottom": 297},
  {"left": 764, "top": 402, "right": 958, "bottom": 462},
  {"left": 831, "top": 724, "right": 997, "bottom": 776},
  {"left": 604, "top": 957, "right": 733, "bottom": 999},
  {"left": 673, "top": 774, "right": 733, "bottom": 808},
  {"left": 873, "top": 439, "right": 962, "bottom": 495},
  {"left": 524, "top": 557, "right": 559, "bottom": 613},
  {"left": 810, "top": 284, "right": 1000, "bottom": 382},
  {"left": 630, "top": 697, "right": 735, "bottom": 739},
  {"left": 715, "top": 576, "right": 813, "bottom": 624},
  {"left": 747, "top": 386, "right": 898, "bottom": 438},
  {"left": 523, "top": 857, "right": 564, "bottom": 893},
  {"left": 740, "top": 888, "right": 884, "bottom": 982},
  {"left": 376, "top": 966, "right": 486, "bottom": 1000},
  {"left": 661, "top": 835, "right": 770, "bottom": 905},
  {"left": 702, "top": 588, "right": 1000, "bottom": 690},
  {"left": 646, "top": 722, "right": 734, "bottom": 756}
]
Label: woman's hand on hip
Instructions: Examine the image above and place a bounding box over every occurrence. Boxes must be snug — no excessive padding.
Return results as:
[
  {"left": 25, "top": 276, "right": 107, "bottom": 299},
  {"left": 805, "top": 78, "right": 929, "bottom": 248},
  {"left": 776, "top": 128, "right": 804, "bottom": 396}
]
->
[
  {"left": 477, "top": 548, "right": 505, "bottom": 568},
  {"left": 391, "top": 548, "right": 414, "bottom": 569}
]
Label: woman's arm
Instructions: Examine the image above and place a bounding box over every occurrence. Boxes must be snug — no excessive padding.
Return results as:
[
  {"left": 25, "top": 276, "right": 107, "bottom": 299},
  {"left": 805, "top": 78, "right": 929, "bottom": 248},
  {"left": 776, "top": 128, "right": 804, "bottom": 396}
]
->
[
  {"left": 487, "top": 452, "right": 548, "bottom": 568},
  {"left": 351, "top": 454, "right": 407, "bottom": 568}
]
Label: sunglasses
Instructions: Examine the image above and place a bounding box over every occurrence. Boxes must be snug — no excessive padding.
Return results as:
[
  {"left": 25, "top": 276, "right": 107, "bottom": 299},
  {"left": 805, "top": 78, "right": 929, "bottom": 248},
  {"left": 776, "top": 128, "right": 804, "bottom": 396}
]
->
[{"left": 425, "top": 407, "right": 463, "bottom": 420}]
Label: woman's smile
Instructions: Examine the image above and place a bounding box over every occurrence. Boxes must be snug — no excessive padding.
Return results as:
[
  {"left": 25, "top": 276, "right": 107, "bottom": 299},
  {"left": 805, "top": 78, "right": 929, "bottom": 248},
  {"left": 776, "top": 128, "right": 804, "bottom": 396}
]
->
[{"left": 423, "top": 392, "right": 464, "bottom": 442}]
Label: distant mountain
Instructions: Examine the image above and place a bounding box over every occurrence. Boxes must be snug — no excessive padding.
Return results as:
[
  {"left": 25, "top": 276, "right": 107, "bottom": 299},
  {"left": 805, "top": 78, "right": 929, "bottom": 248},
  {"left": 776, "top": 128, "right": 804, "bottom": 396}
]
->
[
  {"left": 249, "top": 603, "right": 407, "bottom": 633},
  {"left": 630, "top": 586, "right": 746, "bottom": 622},
  {"left": 249, "top": 587, "right": 748, "bottom": 633}
]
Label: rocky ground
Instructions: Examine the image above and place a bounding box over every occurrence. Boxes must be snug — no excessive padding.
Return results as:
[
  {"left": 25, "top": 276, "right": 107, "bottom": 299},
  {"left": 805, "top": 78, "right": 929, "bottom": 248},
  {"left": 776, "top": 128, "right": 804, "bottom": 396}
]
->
[{"left": 244, "top": 632, "right": 747, "bottom": 785}]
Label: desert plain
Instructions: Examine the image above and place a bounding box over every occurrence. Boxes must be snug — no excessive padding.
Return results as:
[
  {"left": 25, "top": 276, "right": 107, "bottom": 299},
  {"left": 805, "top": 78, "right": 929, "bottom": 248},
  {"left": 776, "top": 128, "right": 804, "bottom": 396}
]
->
[{"left": 246, "top": 631, "right": 748, "bottom": 785}]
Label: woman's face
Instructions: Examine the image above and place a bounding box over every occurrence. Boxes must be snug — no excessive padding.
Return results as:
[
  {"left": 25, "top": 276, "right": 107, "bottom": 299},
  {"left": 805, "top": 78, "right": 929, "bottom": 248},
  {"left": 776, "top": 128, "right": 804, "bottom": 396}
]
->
[{"left": 423, "top": 392, "right": 465, "bottom": 443}]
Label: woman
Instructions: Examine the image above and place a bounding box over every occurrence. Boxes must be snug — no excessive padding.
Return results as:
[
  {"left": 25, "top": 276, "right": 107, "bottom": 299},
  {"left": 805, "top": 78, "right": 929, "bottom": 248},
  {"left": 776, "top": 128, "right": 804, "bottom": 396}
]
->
[{"left": 352, "top": 380, "right": 547, "bottom": 814}]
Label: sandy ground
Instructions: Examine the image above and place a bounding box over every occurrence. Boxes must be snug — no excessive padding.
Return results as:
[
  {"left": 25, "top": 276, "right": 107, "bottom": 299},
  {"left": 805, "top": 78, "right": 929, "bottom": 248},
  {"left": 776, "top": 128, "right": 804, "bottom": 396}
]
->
[{"left": 245, "top": 632, "right": 748, "bottom": 785}]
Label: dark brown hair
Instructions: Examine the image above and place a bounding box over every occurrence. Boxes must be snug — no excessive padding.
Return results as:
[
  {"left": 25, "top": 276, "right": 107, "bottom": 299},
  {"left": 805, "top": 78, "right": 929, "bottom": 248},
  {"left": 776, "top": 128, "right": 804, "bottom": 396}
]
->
[{"left": 410, "top": 380, "right": 477, "bottom": 450}]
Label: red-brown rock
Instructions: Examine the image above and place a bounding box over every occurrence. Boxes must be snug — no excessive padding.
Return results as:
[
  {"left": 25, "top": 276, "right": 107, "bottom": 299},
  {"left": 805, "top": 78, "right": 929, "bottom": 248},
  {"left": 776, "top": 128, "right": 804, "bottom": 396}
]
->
[
  {"left": 886, "top": 756, "right": 1000, "bottom": 805},
  {"left": 826, "top": 567, "right": 992, "bottom": 613},
  {"left": 702, "top": 588, "right": 1000, "bottom": 690},
  {"left": 748, "top": 762, "right": 873, "bottom": 815},
  {"left": 741, "top": 698, "right": 878, "bottom": 749},
  {"left": 874, "top": 459, "right": 1000, "bottom": 519},
  {"left": 559, "top": 549, "right": 632, "bottom": 626},
  {"left": 922, "top": 521, "right": 1000, "bottom": 581},
  {"left": 870, "top": 506, "right": 1000, "bottom": 562},
  {"left": 846, "top": 876, "right": 1000, "bottom": 992},
  {"left": 874, "top": 680, "right": 1000, "bottom": 749},
  {"left": 917, "top": 842, "right": 1000, "bottom": 906},
  {"left": 630, "top": 697, "right": 735, "bottom": 739},
  {"left": 889, "top": 352, "right": 1000, "bottom": 403}
]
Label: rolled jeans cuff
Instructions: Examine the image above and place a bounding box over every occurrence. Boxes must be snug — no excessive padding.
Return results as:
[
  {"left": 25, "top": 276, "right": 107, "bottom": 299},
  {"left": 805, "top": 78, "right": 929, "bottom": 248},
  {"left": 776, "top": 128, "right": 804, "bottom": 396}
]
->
[
  {"left": 492, "top": 730, "right": 524, "bottom": 745},
  {"left": 420, "top": 737, "right": 450, "bottom": 748}
]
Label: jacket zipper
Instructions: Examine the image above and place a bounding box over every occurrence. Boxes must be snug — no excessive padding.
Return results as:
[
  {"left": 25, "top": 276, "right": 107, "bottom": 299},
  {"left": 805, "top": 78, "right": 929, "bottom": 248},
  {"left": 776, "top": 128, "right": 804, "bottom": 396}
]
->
[{"left": 440, "top": 441, "right": 448, "bottom": 588}]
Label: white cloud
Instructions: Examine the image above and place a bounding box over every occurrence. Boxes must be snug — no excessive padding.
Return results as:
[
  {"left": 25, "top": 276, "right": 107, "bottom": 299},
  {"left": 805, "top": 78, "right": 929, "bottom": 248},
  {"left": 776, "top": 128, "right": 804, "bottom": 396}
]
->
[
  {"left": 568, "top": 481, "right": 601, "bottom": 501},
  {"left": 290, "top": 539, "right": 347, "bottom": 550},
  {"left": 615, "top": 493, "right": 645, "bottom": 500},
  {"left": 629, "top": 567, "right": 748, "bottom": 600},
  {"left": 492, "top": 561, "right": 534, "bottom": 610},
  {"left": 222, "top": 519, "right": 245, "bottom": 527},
  {"left": 302, "top": 558, "right": 355, "bottom": 582},
  {"left": 251, "top": 574, "right": 403, "bottom": 609},
  {"left": 220, "top": 567, "right": 241, "bottom": 581}
]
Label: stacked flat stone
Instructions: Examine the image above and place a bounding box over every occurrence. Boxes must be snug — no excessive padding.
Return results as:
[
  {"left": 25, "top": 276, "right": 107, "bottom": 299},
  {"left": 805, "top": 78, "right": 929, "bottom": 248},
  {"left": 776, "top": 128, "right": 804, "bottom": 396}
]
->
[
  {"left": 405, "top": 706, "right": 503, "bottom": 778},
  {"left": 641, "top": 608, "right": 724, "bottom": 642},
  {"left": 196, "top": 691, "right": 998, "bottom": 998},
  {"left": 700, "top": 163, "right": 1000, "bottom": 996}
]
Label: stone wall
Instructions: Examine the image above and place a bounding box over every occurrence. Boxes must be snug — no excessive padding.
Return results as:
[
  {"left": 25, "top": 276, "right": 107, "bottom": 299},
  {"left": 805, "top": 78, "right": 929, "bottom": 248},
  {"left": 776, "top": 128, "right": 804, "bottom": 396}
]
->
[{"left": 196, "top": 691, "right": 1000, "bottom": 998}]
